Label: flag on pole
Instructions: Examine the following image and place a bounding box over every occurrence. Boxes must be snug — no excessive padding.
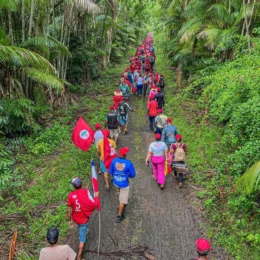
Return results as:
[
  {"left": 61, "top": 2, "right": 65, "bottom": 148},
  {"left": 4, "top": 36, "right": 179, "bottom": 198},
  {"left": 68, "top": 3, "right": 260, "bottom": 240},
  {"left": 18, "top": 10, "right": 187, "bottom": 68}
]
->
[
  {"left": 91, "top": 160, "right": 101, "bottom": 212},
  {"left": 72, "top": 117, "right": 94, "bottom": 152}
]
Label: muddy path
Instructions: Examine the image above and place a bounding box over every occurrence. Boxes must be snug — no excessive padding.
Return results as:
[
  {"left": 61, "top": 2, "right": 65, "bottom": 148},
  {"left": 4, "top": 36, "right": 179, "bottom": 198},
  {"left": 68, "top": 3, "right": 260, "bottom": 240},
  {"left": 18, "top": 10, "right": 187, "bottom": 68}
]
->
[{"left": 67, "top": 97, "right": 227, "bottom": 260}]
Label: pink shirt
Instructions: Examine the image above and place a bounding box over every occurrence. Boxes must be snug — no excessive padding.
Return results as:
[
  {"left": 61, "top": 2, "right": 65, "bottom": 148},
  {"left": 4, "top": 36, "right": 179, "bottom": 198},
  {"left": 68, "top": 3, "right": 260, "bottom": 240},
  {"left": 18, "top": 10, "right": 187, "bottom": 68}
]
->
[{"left": 39, "top": 245, "right": 76, "bottom": 260}]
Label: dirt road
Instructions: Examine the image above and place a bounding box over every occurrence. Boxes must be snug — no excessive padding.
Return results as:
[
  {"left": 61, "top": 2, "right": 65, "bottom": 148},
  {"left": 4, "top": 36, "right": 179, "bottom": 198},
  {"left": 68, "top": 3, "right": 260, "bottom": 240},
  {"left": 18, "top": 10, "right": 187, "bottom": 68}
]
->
[{"left": 67, "top": 97, "right": 226, "bottom": 260}]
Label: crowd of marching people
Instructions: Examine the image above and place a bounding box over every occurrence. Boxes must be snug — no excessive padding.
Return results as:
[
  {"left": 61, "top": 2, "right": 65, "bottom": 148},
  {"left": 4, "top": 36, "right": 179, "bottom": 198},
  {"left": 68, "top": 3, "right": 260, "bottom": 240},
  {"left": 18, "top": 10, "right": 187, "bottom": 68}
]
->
[{"left": 39, "top": 34, "right": 212, "bottom": 260}]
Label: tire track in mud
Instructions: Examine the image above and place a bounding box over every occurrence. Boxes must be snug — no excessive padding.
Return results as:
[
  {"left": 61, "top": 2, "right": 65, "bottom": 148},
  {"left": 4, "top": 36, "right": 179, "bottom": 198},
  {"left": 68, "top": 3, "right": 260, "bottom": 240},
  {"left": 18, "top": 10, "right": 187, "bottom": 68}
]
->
[{"left": 67, "top": 96, "right": 227, "bottom": 260}]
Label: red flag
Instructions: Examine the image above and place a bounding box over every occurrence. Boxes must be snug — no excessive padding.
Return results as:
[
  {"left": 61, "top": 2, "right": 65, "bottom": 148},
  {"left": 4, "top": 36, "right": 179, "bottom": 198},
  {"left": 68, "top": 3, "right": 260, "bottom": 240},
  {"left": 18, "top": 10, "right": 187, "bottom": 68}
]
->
[
  {"left": 102, "top": 129, "right": 118, "bottom": 169},
  {"left": 72, "top": 117, "right": 94, "bottom": 152}
]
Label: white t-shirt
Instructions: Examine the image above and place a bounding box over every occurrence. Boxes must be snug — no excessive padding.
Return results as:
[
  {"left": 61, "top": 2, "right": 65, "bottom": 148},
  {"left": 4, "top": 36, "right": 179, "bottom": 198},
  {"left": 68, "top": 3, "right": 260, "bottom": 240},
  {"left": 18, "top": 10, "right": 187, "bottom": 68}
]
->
[
  {"left": 149, "top": 141, "right": 168, "bottom": 156},
  {"left": 39, "top": 245, "right": 76, "bottom": 260}
]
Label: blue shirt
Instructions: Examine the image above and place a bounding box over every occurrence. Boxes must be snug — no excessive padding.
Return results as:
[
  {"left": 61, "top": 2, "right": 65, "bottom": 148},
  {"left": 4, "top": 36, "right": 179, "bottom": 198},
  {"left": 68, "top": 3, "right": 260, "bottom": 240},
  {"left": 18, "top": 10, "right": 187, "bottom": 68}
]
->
[
  {"left": 137, "top": 77, "right": 143, "bottom": 85},
  {"left": 161, "top": 125, "right": 178, "bottom": 145},
  {"left": 127, "top": 72, "right": 134, "bottom": 83},
  {"left": 94, "top": 130, "right": 104, "bottom": 146},
  {"left": 109, "top": 157, "right": 136, "bottom": 188}
]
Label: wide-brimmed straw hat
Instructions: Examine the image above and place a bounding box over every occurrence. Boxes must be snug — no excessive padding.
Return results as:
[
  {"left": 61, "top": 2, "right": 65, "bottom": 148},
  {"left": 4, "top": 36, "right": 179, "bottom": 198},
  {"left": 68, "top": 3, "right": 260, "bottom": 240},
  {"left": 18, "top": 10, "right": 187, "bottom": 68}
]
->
[{"left": 114, "top": 90, "right": 123, "bottom": 96}]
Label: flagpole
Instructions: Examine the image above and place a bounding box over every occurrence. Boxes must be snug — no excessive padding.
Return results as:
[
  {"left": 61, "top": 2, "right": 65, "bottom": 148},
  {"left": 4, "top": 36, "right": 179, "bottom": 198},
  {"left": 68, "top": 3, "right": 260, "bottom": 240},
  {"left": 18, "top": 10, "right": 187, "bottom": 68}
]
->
[{"left": 98, "top": 211, "right": 101, "bottom": 256}]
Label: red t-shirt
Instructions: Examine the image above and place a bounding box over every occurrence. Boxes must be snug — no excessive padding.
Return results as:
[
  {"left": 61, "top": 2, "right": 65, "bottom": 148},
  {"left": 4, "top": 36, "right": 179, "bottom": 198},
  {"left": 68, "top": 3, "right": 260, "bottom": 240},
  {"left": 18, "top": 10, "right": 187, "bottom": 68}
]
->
[
  {"left": 67, "top": 188, "right": 97, "bottom": 224},
  {"left": 113, "top": 95, "right": 123, "bottom": 109},
  {"left": 147, "top": 100, "right": 158, "bottom": 116},
  {"left": 125, "top": 80, "right": 131, "bottom": 87},
  {"left": 130, "top": 64, "right": 135, "bottom": 72}
]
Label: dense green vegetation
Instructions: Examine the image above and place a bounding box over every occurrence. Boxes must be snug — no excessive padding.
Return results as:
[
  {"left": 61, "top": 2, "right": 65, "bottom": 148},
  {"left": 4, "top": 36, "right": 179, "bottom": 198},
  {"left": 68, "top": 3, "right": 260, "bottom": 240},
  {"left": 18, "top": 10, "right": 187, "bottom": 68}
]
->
[
  {"left": 153, "top": 0, "right": 260, "bottom": 259},
  {"left": 1, "top": 0, "right": 260, "bottom": 259}
]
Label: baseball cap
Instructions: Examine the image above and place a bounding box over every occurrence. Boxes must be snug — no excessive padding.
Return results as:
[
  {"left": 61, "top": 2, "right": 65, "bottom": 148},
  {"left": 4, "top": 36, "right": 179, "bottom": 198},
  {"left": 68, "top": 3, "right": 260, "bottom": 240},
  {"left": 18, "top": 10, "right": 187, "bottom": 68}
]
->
[
  {"left": 95, "top": 123, "right": 101, "bottom": 129},
  {"left": 196, "top": 238, "right": 211, "bottom": 254},
  {"left": 176, "top": 134, "right": 182, "bottom": 140},
  {"left": 119, "top": 147, "right": 130, "bottom": 156},
  {"left": 71, "top": 177, "right": 82, "bottom": 188}
]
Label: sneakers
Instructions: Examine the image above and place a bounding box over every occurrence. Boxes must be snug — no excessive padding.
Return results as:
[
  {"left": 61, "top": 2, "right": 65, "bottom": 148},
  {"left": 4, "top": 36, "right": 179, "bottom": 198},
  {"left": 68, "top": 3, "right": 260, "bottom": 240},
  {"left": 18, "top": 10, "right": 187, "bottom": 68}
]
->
[{"left": 116, "top": 214, "right": 126, "bottom": 223}]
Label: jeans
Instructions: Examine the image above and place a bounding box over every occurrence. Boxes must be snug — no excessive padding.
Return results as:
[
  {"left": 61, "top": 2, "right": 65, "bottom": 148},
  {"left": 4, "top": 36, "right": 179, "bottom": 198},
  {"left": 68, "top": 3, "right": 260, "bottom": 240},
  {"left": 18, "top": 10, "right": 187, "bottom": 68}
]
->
[
  {"left": 155, "top": 127, "right": 163, "bottom": 135},
  {"left": 137, "top": 84, "right": 143, "bottom": 95},
  {"left": 149, "top": 116, "right": 155, "bottom": 130},
  {"left": 179, "top": 173, "right": 184, "bottom": 183},
  {"left": 143, "top": 84, "right": 148, "bottom": 97},
  {"left": 78, "top": 223, "right": 88, "bottom": 243}
]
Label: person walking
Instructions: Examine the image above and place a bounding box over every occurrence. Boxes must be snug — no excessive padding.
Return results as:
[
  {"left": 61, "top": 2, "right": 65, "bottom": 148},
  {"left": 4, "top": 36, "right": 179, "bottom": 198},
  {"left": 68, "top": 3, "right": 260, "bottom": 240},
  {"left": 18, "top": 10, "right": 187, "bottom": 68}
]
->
[
  {"left": 118, "top": 97, "right": 135, "bottom": 134},
  {"left": 105, "top": 105, "right": 120, "bottom": 143},
  {"left": 161, "top": 118, "right": 178, "bottom": 149},
  {"left": 94, "top": 123, "right": 103, "bottom": 146},
  {"left": 136, "top": 75, "right": 143, "bottom": 97},
  {"left": 67, "top": 177, "right": 99, "bottom": 260},
  {"left": 97, "top": 129, "right": 117, "bottom": 190},
  {"left": 113, "top": 90, "right": 123, "bottom": 110},
  {"left": 154, "top": 109, "right": 167, "bottom": 135},
  {"left": 110, "top": 147, "right": 136, "bottom": 223},
  {"left": 39, "top": 228, "right": 76, "bottom": 260},
  {"left": 147, "top": 96, "right": 158, "bottom": 131},
  {"left": 155, "top": 87, "right": 165, "bottom": 109},
  {"left": 145, "top": 134, "right": 168, "bottom": 189},
  {"left": 195, "top": 238, "right": 211, "bottom": 260},
  {"left": 170, "top": 134, "right": 187, "bottom": 188}
]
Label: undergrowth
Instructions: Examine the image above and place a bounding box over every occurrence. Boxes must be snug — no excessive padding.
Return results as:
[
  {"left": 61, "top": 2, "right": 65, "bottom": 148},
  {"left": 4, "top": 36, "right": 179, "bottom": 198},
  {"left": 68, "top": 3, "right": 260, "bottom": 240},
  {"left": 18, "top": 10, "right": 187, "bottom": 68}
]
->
[
  {"left": 156, "top": 54, "right": 260, "bottom": 259},
  {"left": 0, "top": 62, "right": 127, "bottom": 259}
]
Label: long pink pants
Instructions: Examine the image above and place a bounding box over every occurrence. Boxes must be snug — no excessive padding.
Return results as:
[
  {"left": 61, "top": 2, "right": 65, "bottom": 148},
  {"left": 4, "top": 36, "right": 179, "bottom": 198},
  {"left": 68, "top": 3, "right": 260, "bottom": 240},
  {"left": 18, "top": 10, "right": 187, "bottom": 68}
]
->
[{"left": 151, "top": 156, "right": 165, "bottom": 185}]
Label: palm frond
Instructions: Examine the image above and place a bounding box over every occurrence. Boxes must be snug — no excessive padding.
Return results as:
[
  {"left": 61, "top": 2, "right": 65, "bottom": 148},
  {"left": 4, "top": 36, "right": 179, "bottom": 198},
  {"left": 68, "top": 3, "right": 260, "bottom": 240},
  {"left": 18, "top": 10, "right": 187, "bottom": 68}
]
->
[
  {"left": 71, "top": 0, "right": 101, "bottom": 14},
  {"left": 25, "top": 68, "right": 64, "bottom": 91},
  {"left": 237, "top": 161, "right": 260, "bottom": 194},
  {"left": 179, "top": 20, "right": 202, "bottom": 44},
  {"left": 0, "top": 0, "right": 17, "bottom": 11},
  {"left": 207, "top": 4, "right": 230, "bottom": 27},
  {"left": 198, "top": 27, "right": 222, "bottom": 50},
  {"left": 21, "top": 36, "right": 70, "bottom": 57},
  {"left": 0, "top": 44, "right": 57, "bottom": 74}
]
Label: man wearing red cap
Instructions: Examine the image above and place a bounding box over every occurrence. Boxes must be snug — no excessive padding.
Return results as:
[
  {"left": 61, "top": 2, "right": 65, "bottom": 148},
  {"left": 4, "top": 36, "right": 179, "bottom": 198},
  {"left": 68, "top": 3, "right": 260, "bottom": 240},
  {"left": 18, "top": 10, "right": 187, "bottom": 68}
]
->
[
  {"left": 196, "top": 238, "right": 211, "bottom": 260},
  {"left": 154, "top": 109, "right": 168, "bottom": 135},
  {"left": 67, "top": 177, "right": 99, "bottom": 260},
  {"left": 110, "top": 147, "right": 136, "bottom": 223},
  {"left": 147, "top": 96, "right": 158, "bottom": 131},
  {"left": 170, "top": 134, "right": 187, "bottom": 188},
  {"left": 113, "top": 90, "right": 123, "bottom": 110},
  {"left": 161, "top": 118, "right": 178, "bottom": 148},
  {"left": 105, "top": 105, "right": 120, "bottom": 143}
]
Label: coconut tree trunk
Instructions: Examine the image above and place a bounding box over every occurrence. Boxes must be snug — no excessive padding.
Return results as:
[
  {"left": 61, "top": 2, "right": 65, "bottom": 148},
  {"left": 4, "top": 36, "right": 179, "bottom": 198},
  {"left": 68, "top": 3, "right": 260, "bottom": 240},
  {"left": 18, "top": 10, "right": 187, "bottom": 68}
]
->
[
  {"left": 21, "top": 0, "right": 25, "bottom": 42},
  {"left": 8, "top": 12, "right": 14, "bottom": 45},
  {"left": 28, "top": 0, "right": 35, "bottom": 38}
]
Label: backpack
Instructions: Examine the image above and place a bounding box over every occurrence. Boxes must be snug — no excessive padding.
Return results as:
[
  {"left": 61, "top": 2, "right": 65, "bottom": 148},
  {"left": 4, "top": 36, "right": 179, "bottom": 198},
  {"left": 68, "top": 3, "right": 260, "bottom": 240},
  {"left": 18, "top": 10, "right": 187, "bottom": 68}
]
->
[
  {"left": 159, "top": 78, "right": 165, "bottom": 87},
  {"left": 174, "top": 143, "right": 186, "bottom": 162},
  {"left": 121, "top": 85, "right": 128, "bottom": 95},
  {"left": 118, "top": 102, "right": 127, "bottom": 116},
  {"left": 107, "top": 112, "right": 118, "bottom": 129}
]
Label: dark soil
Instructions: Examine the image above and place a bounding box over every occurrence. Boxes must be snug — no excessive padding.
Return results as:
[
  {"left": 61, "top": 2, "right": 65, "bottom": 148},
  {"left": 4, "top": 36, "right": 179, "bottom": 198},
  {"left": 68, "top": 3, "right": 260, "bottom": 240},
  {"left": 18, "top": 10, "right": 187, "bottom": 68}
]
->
[{"left": 66, "top": 97, "right": 230, "bottom": 260}]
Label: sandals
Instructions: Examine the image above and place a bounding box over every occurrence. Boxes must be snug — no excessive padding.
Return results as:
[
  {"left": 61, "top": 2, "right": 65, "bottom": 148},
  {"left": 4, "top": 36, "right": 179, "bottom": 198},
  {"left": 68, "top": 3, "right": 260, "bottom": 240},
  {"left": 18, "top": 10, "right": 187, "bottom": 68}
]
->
[
  {"left": 160, "top": 185, "right": 165, "bottom": 190},
  {"left": 105, "top": 185, "right": 110, "bottom": 191},
  {"left": 179, "top": 183, "right": 183, "bottom": 189}
]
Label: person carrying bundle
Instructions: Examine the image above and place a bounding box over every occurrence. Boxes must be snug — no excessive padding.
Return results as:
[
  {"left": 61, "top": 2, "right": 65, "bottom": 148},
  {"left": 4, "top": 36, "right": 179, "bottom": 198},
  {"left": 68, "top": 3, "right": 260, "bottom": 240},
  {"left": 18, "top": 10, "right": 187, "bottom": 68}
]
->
[{"left": 170, "top": 134, "right": 188, "bottom": 188}]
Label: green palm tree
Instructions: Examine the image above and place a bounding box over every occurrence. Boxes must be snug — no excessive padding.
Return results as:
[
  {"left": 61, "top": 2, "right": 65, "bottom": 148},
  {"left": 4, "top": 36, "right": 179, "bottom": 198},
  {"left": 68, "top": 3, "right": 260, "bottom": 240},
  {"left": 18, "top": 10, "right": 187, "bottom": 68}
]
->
[{"left": 237, "top": 161, "right": 260, "bottom": 194}]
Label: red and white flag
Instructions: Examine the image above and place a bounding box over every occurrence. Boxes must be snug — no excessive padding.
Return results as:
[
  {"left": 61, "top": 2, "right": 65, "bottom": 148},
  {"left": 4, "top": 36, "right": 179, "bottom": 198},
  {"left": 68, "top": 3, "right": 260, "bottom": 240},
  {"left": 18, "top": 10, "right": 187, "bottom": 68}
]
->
[
  {"left": 91, "top": 160, "right": 101, "bottom": 212},
  {"left": 72, "top": 117, "right": 94, "bottom": 152}
]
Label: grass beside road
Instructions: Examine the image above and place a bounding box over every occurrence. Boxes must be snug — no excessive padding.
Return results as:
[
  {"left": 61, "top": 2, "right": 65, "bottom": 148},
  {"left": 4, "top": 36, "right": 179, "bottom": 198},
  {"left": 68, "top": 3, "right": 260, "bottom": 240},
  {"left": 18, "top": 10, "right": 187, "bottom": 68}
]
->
[{"left": 0, "top": 63, "right": 127, "bottom": 259}]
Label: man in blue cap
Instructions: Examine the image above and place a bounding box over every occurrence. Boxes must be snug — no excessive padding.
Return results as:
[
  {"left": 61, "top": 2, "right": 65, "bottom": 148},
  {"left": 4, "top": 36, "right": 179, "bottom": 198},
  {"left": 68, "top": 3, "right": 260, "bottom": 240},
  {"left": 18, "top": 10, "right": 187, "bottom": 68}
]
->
[{"left": 67, "top": 177, "right": 99, "bottom": 260}]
